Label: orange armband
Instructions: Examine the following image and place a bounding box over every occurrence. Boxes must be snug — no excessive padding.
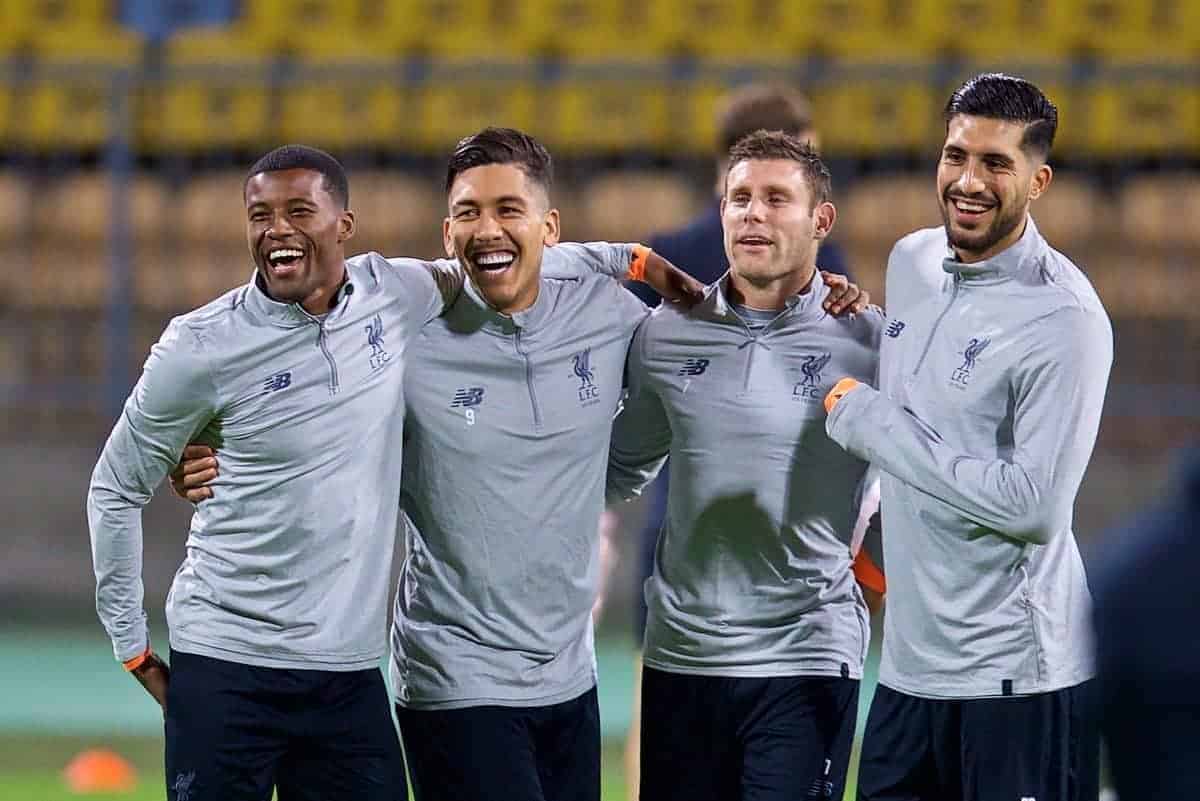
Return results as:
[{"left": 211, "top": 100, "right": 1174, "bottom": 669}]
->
[
  {"left": 122, "top": 645, "right": 152, "bottom": 672},
  {"left": 628, "top": 244, "right": 651, "bottom": 283},
  {"left": 852, "top": 549, "right": 887, "bottom": 595}
]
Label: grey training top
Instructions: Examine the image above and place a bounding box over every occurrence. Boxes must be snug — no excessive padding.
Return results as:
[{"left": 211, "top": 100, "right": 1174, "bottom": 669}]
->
[
  {"left": 827, "top": 218, "right": 1112, "bottom": 698},
  {"left": 391, "top": 243, "right": 649, "bottom": 709},
  {"left": 609, "top": 274, "right": 882, "bottom": 678},
  {"left": 88, "top": 245, "right": 629, "bottom": 671},
  {"left": 88, "top": 252, "right": 460, "bottom": 670}
]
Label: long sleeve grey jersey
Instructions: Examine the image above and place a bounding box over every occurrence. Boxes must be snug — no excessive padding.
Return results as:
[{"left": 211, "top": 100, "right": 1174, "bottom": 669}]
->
[
  {"left": 826, "top": 218, "right": 1113, "bottom": 698},
  {"left": 608, "top": 275, "right": 883, "bottom": 678},
  {"left": 390, "top": 243, "right": 649, "bottom": 710},
  {"left": 88, "top": 244, "right": 630, "bottom": 671}
]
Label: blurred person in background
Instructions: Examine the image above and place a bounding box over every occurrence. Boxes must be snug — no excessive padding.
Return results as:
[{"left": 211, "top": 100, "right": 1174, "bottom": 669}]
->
[
  {"left": 618, "top": 82, "right": 855, "bottom": 798},
  {"left": 607, "top": 131, "right": 883, "bottom": 801},
  {"left": 1093, "top": 447, "right": 1200, "bottom": 801},
  {"left": 825, "top": 73, "right": 1111, "bottom": 801}
]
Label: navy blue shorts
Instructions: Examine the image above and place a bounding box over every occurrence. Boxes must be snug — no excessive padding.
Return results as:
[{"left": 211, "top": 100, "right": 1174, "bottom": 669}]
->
[
  {"left": 395, "top": 687, "right": 600, "bottom": 801},
  {"left": 639, "top": 667, "right": 859, "bottom": 801},
  {"left": 857, "top": 682, "right": 1100, "bottom": 801},
  {"left": 163, "top": 649, "right": 406, "bottom": 801}
]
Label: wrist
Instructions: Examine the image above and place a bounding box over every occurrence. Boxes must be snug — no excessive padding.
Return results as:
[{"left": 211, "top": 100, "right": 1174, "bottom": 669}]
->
[
  {"left": 122, "top": 645, "right": 153, "bottom": 673},
  {"left": 628, "top": 244, "right": 651, "bottom": 283}
]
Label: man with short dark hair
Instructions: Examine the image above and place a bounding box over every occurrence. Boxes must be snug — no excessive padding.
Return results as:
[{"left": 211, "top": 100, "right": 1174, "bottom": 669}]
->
[
  {"left": 824, "top": 73, "right": 1112, "bottom": 801},
  {"left": 88, "top": 144, "right": 459, "bottom": 801},
  {"left": 608, "top": 130, "right": 882, "bottom": 801},
  {"left": 91, "top": 141, "right": 697, "bottom": 801}
]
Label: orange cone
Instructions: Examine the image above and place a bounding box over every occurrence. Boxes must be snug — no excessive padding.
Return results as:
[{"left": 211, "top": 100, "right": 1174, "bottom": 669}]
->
[{"left": 63, "top": 748, "right": 138, "bottom": 794}]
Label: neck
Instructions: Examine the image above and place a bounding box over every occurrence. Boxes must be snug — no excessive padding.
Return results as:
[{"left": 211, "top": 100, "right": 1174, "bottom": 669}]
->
[
  {"left": 727, "top": 263, "right": 815, "bottom": 310},
  {"left": 954, "top": 215, "right": 1028, "bottom": 264},
  {"left": 298, "top": 262, "right": 347, "bottom": 315}
]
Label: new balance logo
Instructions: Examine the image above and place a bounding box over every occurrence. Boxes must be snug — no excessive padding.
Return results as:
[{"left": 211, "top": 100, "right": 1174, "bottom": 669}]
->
[
  {"left": 451, "top": 387, "right": 485, "bottom": 407},
  {"left": 885, "top": 319, "right": 906, "bottom": 338},
  {"left": 677, "top": 358, "right": 710, "bottom": 376},
  {"left": 261, "top": 371, "right": 292, "bottom": 395}
]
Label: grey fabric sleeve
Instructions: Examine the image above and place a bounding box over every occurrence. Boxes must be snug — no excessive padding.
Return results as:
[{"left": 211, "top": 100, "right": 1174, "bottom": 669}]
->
[
  {"left": 383, "top": 256, "right": 466, "bottom": 324},
  {"left": 541, "top": 242, "right": 636, "bottom": 280},
  {"left": 827, "top": 306, "right": 1112, "bottom": 545},
  {"left": 606, "top": 323, "right": 670, "bottom": 503},
  {"left": 87, "top": 320, "right": 219, "bottom": 661}
]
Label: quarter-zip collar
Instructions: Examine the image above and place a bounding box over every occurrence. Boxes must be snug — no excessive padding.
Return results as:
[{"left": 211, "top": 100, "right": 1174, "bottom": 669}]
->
[
  {"left": 703, "top": 269, "right": 829, "bottom": 329},
  {"left": 245, "top": 264, "right": 357, "bottom": 328},
  {"left": 942, "top": 215, "right": 1045, "bottom": 285},
  {"left": 453, "top": 274, "right": 558, "bottom": 335}
]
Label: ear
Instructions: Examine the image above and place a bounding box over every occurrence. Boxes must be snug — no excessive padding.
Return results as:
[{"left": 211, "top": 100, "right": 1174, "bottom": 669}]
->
[
  {"left": 542, "top": 207, "right": 561, "bottom": 247},
  {"left": 337, "top": 209, "right": 356, "bottom": 243},
  {"left": 719, "top": 195, "right": 727, "bottom": 219},
  {"left": 1029, "top": 162, "right": 1053, "bottom": 202},
  {"left": 813, "top": 201, "right": 837, "bottom": 241},
  {"left": 442, "top": 217, "right": 455, "bottom": 259}
]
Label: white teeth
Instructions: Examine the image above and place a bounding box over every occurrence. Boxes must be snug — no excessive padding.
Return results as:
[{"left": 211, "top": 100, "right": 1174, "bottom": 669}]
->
[
  {"left": 269, "top": 248, "right": 303, "bottom": 261},
  {"left": 954, "top": 200, "right": 991, "bottom": 213},
  {"left": 476, "top": 252, "right": 515, "bottom": 266}
]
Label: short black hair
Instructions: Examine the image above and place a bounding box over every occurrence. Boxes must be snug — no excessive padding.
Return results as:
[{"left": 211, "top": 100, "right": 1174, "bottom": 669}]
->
[
  {"left": 445, "top": 127, "right": 553, "bottom": 196},
  {"left": 245, "top": 144, "right": 350, "bottom": 209},
  {"left": 944, "top": 73, "right": 1058, "bottom": 160},
  {"left": 727, "top": 129, "right": 832, "bottom": 207},
  {"left": 717, "top": 84, "right": 815, "bottom": 156}
]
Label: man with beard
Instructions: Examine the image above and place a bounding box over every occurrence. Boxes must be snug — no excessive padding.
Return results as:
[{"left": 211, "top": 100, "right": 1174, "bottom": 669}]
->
[
  {"left": 823, "top": 73, "right": 1112, "bottom": 800},
  {"left": 88, "top": 144, "right": 700, "bottom": 801}
]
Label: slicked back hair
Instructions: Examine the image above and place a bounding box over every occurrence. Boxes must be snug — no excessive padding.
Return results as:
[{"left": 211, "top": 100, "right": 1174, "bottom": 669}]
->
[
  {"left": 944, "top": 73, "right": 1058, "bottom": 160},
  {"left": 245, "top": 144, "right": 350, "bottom": 209},
  {"left": 726, "top": 129, "right": 832, "bottom": 208},
  {"left": 445, "top": 127, "right": 554, "bottom": 198}
]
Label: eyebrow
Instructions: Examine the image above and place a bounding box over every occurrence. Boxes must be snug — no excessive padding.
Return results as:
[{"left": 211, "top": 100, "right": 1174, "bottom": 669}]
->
[
  {"left": 452, "top": 195, "right": 528, "bottom": 209},
  {"left": 944, "top": 144, "right": 1015, "bottom": 168}
]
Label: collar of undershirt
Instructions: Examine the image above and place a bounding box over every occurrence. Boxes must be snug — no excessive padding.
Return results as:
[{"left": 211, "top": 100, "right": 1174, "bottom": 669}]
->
[{"left": 707, "top": 269, "right": 828, "bottom": 332}]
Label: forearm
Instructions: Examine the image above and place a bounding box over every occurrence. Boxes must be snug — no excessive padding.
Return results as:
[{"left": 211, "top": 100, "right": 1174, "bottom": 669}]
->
[
  {"left": 828, "top": 386, "right": 1065, "bottom": 544},
  {"left": 87, "top": 460, "right": 151, "bottom": 662}
]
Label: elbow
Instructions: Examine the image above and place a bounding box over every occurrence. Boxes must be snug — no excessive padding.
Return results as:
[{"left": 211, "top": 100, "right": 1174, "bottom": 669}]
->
[{"left": 1007, "top": 502, "right": 1070, "bottom": 545}]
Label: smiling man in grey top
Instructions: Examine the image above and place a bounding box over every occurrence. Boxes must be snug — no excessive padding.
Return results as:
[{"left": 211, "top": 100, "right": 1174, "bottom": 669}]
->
[
  {"left": 825, "top": 74, "right": 1112, "bottom": 801},
  {"left": 607, "top": 131, "right": 883, "bottom": 801}
]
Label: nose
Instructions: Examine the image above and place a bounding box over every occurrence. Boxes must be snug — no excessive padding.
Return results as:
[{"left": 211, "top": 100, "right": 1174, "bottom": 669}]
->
[
  {"left": 743, "top": 196, "right": 767, "bottom": 223},
  {"left": 954, "top": 160, "right": 987, "bottom": 196},
  {"left": 475, "top": 210, "right": 503, "bottom": 240},
  {"left": 266, "top": 211, "right": 296, "bottom": 239}
]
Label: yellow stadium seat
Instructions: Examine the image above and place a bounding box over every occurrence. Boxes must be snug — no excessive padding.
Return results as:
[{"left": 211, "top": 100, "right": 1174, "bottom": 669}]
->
[
  {"left": 378, "top": 0, "right": 539, "bottom": 59},
  {"left": 547, "top": 74, "right": 671, "bottom": 154},
  {"left": 788, "top": 0, "right": 940, "bottom": 59},
  {"left": 1118, "top": 174, "right": 1200, "bottom": 250},
  {"left": 1049, "top": 0, "right": 1199, "bottom": 59},
  {"left": 1085, "top": 80, "right": 1200, "bottom": 157},
  {"left": 153, "top": 29, "right": 273, "bottom": 152},
  {"left": 578, "top": 172, "right": 701, "bottom": 242},
  {"left": 922, "top": 1, "right": 1063, "bottom": 61},
  {"left": 181, "top": 171, "right": 250, "bottom": 244},
  {"left": 18, "top": 0, "right": 110, "bottom": 27},
  {"left": 1030, "top": 175, "right": 1112, "bottom": 251},
  {"left": 351, "top": 171, "right": 443, "bottom": 257},
  {"left": 484, "top": 0, "right": 668, "bottom": 59},
  {"left": 838, "top": 174, "right": 940, "bottom": 252},
  {"left": 0, "top": 172, "right": 31, "bottom": 245},
  {"left": 415, "top": 78, "right": 540, "bottom": 154},
  {"left": 277, "top": 54, "right": 415, "bottom": 149},
  {"left": 14, "top": 26, "right": 142, "bottom": 151},
  {"left": 648, "top": 0, "right": 796, "bottom": 60},
  {"left": 137, "top": 245, "right": 250, "bottom": 311},
  {"left": 813, "top": 82, "right": 940, "bottom": 155},
  {"left": 31, "top": 173, "right": 167, "bottom": 243}
]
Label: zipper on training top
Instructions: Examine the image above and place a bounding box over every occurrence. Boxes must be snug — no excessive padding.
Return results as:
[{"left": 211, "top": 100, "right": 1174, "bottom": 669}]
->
[
  {"left": 911, "top": 278, "right": 960, "bottom": 378},
  {"left": 314, "top": 320, "right": 340, "bottom": 395},
  {"left": 514, "top": 329, "right": 542, "bottom": 427}
]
